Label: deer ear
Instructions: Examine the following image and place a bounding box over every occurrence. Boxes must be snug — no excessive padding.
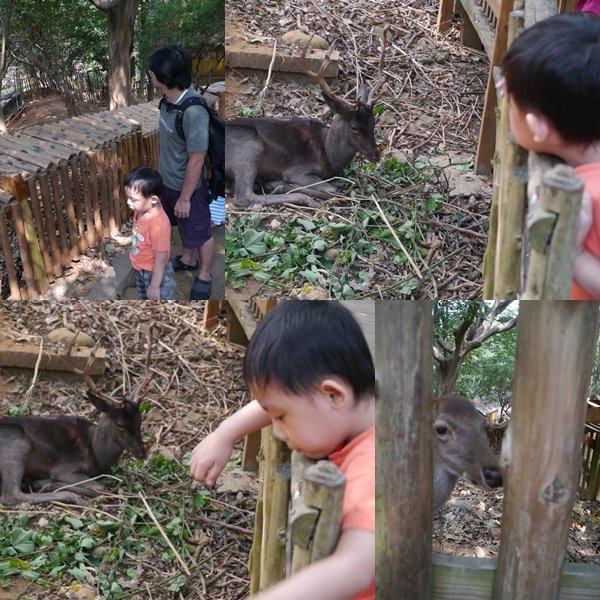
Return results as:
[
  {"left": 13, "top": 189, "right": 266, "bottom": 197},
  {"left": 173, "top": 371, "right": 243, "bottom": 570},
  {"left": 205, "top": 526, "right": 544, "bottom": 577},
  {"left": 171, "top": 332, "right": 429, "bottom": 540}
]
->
[
  {"left": 321, "top": 90, "right": 355, "bottom": 119},
  {"left": 356, "top": 85, "right": 369, "bottom": 106},
  {"left": 87, "top": 391, "right": 119, "bottom": 414}
]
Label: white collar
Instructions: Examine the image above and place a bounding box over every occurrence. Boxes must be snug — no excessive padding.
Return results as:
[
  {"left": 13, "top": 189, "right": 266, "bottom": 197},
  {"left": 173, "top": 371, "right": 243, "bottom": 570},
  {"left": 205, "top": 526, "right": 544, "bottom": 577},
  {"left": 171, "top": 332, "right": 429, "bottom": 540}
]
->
[{"left": 174, "top": 88, "right": 190, "bottom": 105}]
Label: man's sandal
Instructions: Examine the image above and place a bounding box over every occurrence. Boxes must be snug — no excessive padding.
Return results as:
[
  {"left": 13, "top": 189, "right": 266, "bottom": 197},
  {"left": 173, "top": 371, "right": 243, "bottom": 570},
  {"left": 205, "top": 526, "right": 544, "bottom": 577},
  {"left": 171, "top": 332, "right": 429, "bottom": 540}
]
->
[
  {"left": 172, "top": 255, "right": 199, "bottom": 272},
  {"left": 190, "top": 277, "right": 211, "bottom": 301}
]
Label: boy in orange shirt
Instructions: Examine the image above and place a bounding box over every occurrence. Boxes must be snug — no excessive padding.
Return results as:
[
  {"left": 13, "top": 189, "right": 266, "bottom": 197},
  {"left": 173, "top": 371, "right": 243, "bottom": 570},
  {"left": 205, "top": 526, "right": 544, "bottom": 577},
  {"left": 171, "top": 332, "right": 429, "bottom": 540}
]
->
[
  {"left": 500, "top": 12, "right": 600, "bottom": 298},
  {"left": 189, "top": 301, "right": 375, "bottom": 600},
  {"left": 126, "top": 166, "right": 176, "bottom": 300}
]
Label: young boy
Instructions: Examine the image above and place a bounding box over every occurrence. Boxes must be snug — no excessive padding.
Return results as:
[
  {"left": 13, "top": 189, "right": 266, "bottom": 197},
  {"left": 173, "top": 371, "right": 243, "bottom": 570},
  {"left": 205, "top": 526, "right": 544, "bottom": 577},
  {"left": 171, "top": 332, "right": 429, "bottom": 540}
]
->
[
  {"left": 189, "top": 301, "right": 375, "bottom": 600},
  {"left": 500, "top": 12, "right": 600, "bottom": 298},
  {"left": 126, "top": 166, "right": 176, "bottom": 300}
]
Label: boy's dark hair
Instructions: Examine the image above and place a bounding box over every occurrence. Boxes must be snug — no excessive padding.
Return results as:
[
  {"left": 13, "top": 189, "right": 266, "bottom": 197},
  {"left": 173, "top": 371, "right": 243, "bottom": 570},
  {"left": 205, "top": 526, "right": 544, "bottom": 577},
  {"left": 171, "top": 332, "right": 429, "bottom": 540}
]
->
[
  {"left": 148, "top": 45, "right": 192, "bottom": 90},
  {"left": 244, "top": 301, "right": 375, "bottom": 402},
  {"left": 124, "top": 166, "right": 162, "bottom": 199},
  {"left": 502, "top": 12, "right": 600, "bottom": 146}
]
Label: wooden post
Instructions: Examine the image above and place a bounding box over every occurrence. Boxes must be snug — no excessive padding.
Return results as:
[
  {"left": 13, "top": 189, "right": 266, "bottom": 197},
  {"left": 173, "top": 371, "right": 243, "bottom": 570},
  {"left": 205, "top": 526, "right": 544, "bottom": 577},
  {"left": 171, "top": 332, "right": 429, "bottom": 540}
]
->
[
  {"left": 493, "top": 10, "right": 527, "bottom": 299},
  {"left": 2, "top": 173, "right": 47, "bottom": 297},
  {"left": 494, "top": 301, "right": 599, "bottom": 600},
  {"left": 253, "top": 429, "right": 290, "bottom": 591},
  {"left": 522, "top": 164, "right": 583, "bottom": 299},
  {"left": 376, "top": 301, "right": 433, "bottom": 600},
  {"left": 290, "top": 454, "right": 345, "bottom": 574}
]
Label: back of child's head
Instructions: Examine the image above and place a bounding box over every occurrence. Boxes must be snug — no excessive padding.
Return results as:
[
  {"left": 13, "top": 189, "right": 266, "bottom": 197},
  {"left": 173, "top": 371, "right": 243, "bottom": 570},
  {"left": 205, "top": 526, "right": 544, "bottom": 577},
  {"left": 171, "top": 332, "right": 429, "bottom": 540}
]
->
[
  {"left": 244, "top": 301, "right": 375, "bottom": 402},
  {"left": 125, "top": 166, "right": 162, "bottom": 199},
  {"left": 502, "top": 12, "right": 600, "bottom": 146},
  {"left": 148, "top": 44, "right": 192, "bottom": 90}
]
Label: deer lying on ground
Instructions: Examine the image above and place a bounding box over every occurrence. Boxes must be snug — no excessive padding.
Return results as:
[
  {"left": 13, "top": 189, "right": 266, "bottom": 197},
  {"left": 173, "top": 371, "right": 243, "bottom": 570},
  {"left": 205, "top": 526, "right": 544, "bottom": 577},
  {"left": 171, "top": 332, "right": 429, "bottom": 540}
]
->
[
  {"left": 433, "top": 395, "right": 503, "bottom": 513},
  {"left": 0, "top": 332, "right": 154, "bottom": 506},
  {"left": 225, "top": 37, "right": 387, "bottom": 207}
]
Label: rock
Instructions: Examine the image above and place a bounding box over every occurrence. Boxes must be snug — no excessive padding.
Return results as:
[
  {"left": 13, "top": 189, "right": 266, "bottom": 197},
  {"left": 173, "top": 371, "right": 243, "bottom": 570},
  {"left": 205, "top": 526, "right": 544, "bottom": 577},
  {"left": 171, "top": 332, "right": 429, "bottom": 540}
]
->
[
  {"left": 282, "top": 30, "right": 329, "bottom": 49},
  {"left": 48, "top": 328, "right": 95, "bottom": 347}
]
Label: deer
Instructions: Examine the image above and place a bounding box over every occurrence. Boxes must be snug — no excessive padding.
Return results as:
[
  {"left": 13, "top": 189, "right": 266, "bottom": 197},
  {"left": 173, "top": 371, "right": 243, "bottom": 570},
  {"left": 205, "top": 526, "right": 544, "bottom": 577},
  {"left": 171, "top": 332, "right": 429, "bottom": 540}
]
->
[
  {"left": 225, "top": 35, "right": 388, "bottom": 207},
  {"left": 433, "top": 395, "right": 503, "bottom": 514},
  {"left": 0, "top": 330, "right": 154, "bottom": 506}
]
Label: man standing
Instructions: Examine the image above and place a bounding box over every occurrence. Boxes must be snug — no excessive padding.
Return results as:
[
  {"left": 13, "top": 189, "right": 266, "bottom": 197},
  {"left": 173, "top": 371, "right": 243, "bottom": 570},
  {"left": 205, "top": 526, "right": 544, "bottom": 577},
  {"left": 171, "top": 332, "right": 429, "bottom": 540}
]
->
[{"left": 148, "top": 45, "right": 214, "bottom": 300}]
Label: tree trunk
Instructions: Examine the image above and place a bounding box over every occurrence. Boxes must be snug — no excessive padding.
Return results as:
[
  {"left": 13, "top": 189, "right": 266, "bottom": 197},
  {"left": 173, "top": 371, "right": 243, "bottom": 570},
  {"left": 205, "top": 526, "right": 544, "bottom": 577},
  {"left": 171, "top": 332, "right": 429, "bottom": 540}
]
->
[{"left": 90, "top": 0, "right": 139, "bottom": 109}]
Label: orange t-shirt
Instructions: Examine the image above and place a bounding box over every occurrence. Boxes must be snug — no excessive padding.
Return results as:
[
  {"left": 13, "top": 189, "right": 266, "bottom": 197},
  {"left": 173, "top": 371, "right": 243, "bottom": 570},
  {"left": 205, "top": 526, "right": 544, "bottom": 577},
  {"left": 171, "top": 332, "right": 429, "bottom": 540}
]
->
[
  {"left": 328, "top": 426, "right": 375, "bottom": 600},
  {"left": 130, "top": 207, "right": 171, "bottom": 272},
  {"left": 570, "top": 162, "right": 600, "bottom": 299}
]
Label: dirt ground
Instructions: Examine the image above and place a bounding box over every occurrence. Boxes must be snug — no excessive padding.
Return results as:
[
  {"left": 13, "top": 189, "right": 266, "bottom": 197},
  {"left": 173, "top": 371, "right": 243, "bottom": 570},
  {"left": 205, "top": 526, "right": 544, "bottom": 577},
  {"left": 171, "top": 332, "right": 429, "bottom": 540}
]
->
[
  {"left": 225, "top": 0, "right": 492, "bottom": 299},
  {"left": 0, "top": 302, "right": 253, "bottom": 599}
]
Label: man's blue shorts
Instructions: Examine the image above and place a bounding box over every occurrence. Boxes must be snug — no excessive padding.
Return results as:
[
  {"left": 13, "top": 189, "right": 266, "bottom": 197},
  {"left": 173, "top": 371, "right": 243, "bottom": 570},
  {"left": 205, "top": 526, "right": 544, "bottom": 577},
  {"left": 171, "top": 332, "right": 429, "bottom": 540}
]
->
[{"left": 161, "top": 181, "right": 212, "bottom": 249}]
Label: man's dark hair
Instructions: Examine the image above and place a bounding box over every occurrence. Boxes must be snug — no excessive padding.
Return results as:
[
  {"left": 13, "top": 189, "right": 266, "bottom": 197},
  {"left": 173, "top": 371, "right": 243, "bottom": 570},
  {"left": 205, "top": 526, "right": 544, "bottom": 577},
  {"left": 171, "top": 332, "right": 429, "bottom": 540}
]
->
[
  {"left": 502, "top": 12, "right": 600, "bottom": 146},
  {"left": 148, "top": 44, "right": 192, "bottom": 90},
  {"left": 124, "top": 166, "right": 162, "bottom": 198},
  {"left": 244, "top": 301, "right": 375, "bottom": 402}
]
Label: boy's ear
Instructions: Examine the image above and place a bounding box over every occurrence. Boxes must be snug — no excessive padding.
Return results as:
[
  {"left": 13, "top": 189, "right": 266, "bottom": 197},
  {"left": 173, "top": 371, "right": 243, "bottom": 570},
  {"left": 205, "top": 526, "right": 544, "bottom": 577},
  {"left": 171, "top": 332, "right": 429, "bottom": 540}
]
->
[
  {"left": 525, "top": 112, "right": 551, "bottom": 143},
  {"left": 320, "top": 378, "right": 351, "bottom": 410},
  {"left": 150, "top": 194, "right": 160, "bottom": 205}
]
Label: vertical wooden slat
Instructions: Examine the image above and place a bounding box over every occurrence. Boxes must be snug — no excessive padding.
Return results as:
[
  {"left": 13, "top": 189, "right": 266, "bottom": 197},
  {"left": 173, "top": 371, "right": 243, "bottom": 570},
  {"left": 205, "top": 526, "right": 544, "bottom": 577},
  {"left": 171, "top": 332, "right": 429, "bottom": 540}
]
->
[
  {"left": 48, "top": 167, "right": 72, "bottom": 267},
  {"left": 8, "top": 202, "right": 38, "bottom": 298},
  {"left": 86, "top": 152, "right": 104, "bottom": 241},
  {"left": 116, "top": 139, "right": 128, "bottom": 224},
  {"left": 80, "top": 154, "right": 98, "bottom": 248},
  {"left": 95, "top": 146, "right": 111, "bottom": 237},
  {"left": 59, "top": 162, "right": 82, "bottom": 259},
  {"left": 2, "top": 173, "right": 47, "bottom": 296},
  {"left": 69, "top": 157, "right": 88, "bottom": 254},
  {"left": 495, "top": 301, "right": 599, "bottom": 600},
  {"left": 377, "top": 300, "right": 434, "bottom": 600},
  {"left": 0, "top": 208, "right": 23, "bottom": 299},
  {"left": 26, "top": 177, "right": 54, "bottom": 283},
  {"left": 109, "top": 140, "right": 121, "bottom": 231},
  {"left": 38, "top": 172, "right": 63, "bottom": 278}
]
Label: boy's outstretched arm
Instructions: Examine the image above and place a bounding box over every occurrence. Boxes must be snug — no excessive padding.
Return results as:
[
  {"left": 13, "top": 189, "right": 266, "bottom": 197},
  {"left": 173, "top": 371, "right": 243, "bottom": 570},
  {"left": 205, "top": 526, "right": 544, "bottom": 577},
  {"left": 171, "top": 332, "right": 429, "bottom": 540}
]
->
[
  {"left": 573, "top": 249, "right": 600, "bottom": 298},
  {"left": 252, "top": 529, "right": 375, "bottom": 600},
  {"left": 189, "top": 400, "right": 271, "bottom": 486}
]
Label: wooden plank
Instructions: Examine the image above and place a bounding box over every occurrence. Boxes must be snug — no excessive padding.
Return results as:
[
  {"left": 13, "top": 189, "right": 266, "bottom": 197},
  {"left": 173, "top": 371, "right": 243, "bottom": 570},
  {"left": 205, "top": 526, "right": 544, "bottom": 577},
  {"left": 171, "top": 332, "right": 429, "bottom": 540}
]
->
[
  {"left": 86, "top": 152, "right": 104, "bottom": 241},
  {"left": 109, "top": 141, "right": 121, "bottom": 230},
  {"left": 227, "top": 300, "right": 260, "bottom": 345},
  {"left": 0, "top": 135, "right": 61, "bottom": 167},
  {"left": 0, "top": 340, "right": 105, "bottom": 375},
  {"left": 79, "top": 154, "right": 97, "bottom": 249},
  {"left": 8, "top": 201, "right": 38, "bottom": 299},
  {"left": 2, "top": 174, "right": 47, "bottom": 296},
  {"left": 0, "top": 206, "right": 23, "bottom": 299},
  {"left": 495, "top": 303, "right": 599, "bottom": 599},
  {"left": 68, "top": 158, "right": 88, "bottom": 254},
  {"left": 59, "top": 162, "right": 82, "bottom": 259},
  {"left": 524, "top": 0, "right": 556, "bottom": 28},
  {"left": 37, "top": 172, "right": 63, "bottom": 278},
  {"left": 26, "top": 177, "right": 55, "bottom": 283},
  {"left": 432, "top": 554, "right": 600, "bottom": 600},
  {"left": 48, "top": 167, "right": 73, "bottom": 266},
  {"left": 96, "top": 146, "right": 111, "bottom": 237}
]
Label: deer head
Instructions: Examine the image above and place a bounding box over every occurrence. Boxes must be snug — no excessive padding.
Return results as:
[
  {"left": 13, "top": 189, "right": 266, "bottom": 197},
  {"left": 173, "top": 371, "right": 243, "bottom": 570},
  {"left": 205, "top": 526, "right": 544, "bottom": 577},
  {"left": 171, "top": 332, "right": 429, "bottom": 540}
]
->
[
  {"left": 302, "top": 35, "right": 387, "bottom": 163},
  {"left": 433, "top": 395, "right": 502, "bottom": 512}
]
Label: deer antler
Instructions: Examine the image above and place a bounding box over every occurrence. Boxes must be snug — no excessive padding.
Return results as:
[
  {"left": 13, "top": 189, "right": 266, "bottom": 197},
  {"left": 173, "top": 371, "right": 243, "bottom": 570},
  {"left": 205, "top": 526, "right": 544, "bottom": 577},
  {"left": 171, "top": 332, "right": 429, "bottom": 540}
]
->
[
  {"left": 128, "top": 323, "right": 157, "bottom": 407},
  {"left": 66, "top": 334, "right": 122, "bottom": 406},
  {"left": 301, "top": 38, "right": 356, "bottom": 111},
  {"left": 366, "top": 26, "right": 389, "bottom": 107}
]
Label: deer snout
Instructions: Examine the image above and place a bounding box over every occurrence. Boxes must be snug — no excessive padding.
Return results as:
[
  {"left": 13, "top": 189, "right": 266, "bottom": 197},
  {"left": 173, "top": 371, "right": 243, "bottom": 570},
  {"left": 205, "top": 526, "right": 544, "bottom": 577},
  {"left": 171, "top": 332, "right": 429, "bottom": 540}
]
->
[
  {"left": 364, "top": 146, "right": 380, "bottom": 163},
  {"left": 482, "top": 466, "right": 502, "bottom": 489}
]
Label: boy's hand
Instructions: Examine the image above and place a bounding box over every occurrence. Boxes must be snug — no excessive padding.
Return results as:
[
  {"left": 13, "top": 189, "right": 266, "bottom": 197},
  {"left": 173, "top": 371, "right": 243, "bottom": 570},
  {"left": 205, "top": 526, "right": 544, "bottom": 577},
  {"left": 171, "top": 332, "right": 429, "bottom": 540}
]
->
[
  {"left": 189, "top": 431, "right": 235, "bottom": 486},
  {"left": 147, "top": 282, "right": 161, "bottom": 300}
]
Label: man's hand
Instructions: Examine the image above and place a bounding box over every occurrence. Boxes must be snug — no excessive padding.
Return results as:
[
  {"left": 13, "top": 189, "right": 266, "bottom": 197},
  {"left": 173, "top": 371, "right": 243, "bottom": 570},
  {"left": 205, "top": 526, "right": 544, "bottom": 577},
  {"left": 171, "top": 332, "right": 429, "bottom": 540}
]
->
[{"left": 174, "top": 196, "right": 191, "bottom": 219}]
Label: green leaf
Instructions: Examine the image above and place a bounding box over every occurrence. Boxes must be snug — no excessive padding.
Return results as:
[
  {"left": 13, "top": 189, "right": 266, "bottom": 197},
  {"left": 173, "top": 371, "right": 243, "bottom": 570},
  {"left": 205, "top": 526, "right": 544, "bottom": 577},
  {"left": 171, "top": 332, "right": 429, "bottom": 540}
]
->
[{"left": 10, "top": 529, "right": 35, "bottom": 554}]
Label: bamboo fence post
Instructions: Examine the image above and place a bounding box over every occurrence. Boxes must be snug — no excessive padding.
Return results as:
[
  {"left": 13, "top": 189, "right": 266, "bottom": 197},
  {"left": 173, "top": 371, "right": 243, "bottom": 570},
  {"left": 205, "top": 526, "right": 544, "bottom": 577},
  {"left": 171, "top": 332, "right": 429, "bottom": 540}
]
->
[
  {"left": 522, "top": 164, "right": 583, "bottom": 299},
  {"left": 376, "top": 301, "right": 433, "bottom": 600},
  {"left": 0, "top": 208, "right": 22, "bottom": 298},
  {"left": 249, "top": 428, "right": 290, "bottom": 592},
  {"left": 38, "top": 172, "right": 63, "bottom": 278},
  {"left": 494, "top": 301, "right": 599, "bottom": 600},
  {"left": 2, "top": 173, "right": 47, "bottom": 297},
  {"left": 289, "top": 454, "right": 346, "bottom": 575},
  {"left": 492, "top": 10, "right": 527, "bottom": 299},
  {"left": 48, "top": 167, "right": 72, "bottom": 267}
]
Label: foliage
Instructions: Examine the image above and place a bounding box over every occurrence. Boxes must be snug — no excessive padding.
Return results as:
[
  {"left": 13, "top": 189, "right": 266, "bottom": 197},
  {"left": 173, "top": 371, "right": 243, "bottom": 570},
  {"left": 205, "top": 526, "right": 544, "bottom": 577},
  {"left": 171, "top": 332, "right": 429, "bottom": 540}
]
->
[
  {"left": 9, "top": 0, "right": 108, "bottom": 74},
  {"left": 137, "top": 0, "right": 224, "bottom": 70},
  {"left": 0, "top": 453, "right": 214, "bottom": 597},
  {"left": 226, "top": 156, "right": 445, "bottom": 298},
  {"left": 433, "top": 301, "right": 518, "bottom": 405}
]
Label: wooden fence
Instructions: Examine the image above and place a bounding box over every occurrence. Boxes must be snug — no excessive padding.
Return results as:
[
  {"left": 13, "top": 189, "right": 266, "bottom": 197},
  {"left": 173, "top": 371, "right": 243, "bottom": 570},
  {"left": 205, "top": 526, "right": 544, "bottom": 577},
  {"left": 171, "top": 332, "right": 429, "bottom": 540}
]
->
[
  {"left": 377, "top": 301, "right": 600, "bottom": 599},
  {"left": 0, "top": 102, "right": 162, "bottom": 299}
]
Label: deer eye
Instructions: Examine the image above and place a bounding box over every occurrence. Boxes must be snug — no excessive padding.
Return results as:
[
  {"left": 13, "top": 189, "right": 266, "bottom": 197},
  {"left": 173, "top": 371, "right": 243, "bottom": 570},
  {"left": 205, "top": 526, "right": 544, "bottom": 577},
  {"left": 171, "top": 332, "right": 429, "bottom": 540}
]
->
[{"left": 435, "top": 425, "right": 448, "bottom": 435}]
